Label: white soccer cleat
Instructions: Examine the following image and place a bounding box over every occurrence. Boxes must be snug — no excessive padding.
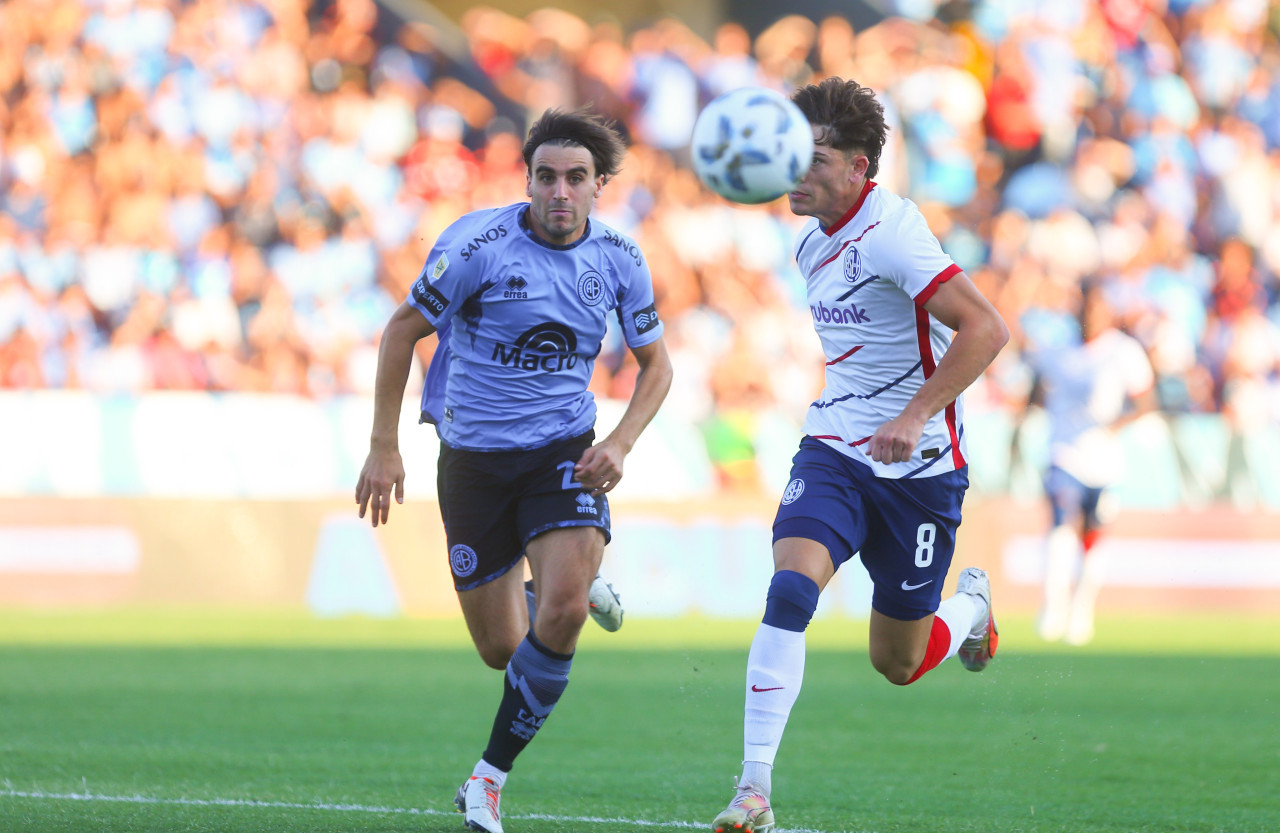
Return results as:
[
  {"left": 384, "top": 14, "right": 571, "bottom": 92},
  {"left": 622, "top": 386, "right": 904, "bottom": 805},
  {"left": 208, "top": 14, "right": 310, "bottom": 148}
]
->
[
  {"left": 955, "top": 567, "right": 998, "bottom": 672},
  {"left": 712, "top": 779, "right": 775, "bottom": 832},
  {"left": 454, "top": 776, "right": 503, "bottom": 833},
  {"left": 588, "top": 574, "right": 624, "bottom": 632}
]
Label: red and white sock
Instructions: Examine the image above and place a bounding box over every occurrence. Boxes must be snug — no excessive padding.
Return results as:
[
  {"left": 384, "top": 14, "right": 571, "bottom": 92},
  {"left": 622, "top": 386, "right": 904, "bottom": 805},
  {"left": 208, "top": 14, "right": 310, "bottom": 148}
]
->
[{"left": 902, "top": 592, "right": 979, "bottom": 684}]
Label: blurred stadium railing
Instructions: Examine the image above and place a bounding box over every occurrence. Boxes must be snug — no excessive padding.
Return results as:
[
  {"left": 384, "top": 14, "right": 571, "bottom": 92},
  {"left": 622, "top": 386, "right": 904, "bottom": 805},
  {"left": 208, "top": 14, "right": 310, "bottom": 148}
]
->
[{"left": 2, "top": 390, "right": 1277, "bottom": 618}]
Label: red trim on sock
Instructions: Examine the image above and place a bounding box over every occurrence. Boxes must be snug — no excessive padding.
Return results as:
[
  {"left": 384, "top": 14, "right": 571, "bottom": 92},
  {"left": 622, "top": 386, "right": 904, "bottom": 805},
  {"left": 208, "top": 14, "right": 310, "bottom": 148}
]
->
[
  {"left": 902, "top": 617, "right": 951, "bottom": 685},
  {"left": 1082, "top": 529, "right": 1101, "bottom": 553}
]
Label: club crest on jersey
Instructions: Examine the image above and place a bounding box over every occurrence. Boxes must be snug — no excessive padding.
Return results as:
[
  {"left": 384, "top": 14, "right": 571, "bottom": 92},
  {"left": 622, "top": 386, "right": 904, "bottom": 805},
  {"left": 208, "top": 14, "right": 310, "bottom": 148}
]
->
[
  {"left": 449, "top": 544, "right": 478, "bottom": 577},
  {"left": 843, "top": 245, "right": 862, "bottom": 283},
  {"left": 781, "top": 478, "right": 805, "bottom": 505},
  {"left": 577, "top": 270, "right": 604, "bottom": 306}
]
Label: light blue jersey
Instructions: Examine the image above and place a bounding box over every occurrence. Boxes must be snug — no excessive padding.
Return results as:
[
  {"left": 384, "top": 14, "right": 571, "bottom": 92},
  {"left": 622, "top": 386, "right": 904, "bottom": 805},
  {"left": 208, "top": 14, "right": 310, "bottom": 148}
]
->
[{"left": 407, "top": 202, "right": 664, "bottom": 451}]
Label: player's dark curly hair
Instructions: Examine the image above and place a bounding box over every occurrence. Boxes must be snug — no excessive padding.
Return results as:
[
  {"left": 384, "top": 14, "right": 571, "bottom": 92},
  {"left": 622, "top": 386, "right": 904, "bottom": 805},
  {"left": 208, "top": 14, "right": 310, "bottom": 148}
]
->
[
  {"left": 791, "top": 77, "right": 889, "bottom": 179},
  {"left": 523, "top": 108, "right": 627, "bottom": 182}
]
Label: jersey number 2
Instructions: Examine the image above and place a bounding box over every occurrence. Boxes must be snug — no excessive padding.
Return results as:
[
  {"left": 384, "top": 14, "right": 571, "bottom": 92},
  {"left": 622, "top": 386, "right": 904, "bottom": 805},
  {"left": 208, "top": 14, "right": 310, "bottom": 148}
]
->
[{"left": 557, "top": 460, "right": 580, "bottom": 490}]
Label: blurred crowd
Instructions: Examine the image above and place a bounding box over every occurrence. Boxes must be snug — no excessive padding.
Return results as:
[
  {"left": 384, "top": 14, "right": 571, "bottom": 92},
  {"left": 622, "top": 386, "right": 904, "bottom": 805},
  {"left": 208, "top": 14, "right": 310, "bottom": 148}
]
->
[{"left": 3, "top": 0, "right": 1280, "bottom": 493}]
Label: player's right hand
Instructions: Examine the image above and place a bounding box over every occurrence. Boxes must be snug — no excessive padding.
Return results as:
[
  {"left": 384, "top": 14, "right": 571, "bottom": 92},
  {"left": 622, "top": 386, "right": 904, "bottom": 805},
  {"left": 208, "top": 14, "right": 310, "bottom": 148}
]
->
[{"left": 356, "top": 448, "right": 405, "bottom": 527}]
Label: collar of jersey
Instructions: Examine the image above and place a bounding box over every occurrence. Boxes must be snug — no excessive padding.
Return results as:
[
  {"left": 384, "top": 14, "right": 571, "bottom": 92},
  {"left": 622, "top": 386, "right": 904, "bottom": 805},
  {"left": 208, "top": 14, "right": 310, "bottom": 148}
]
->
[
  {"left": 822, "top": 179, "right": 877, "bottom": 237},
  {"left": 519, "top": 205, "right": 592, "bottom": 250}
]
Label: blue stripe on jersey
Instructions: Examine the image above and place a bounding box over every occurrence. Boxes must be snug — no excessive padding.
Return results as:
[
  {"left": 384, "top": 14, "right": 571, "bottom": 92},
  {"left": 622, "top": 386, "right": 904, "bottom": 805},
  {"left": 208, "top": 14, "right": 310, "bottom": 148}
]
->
[
  {"left": 795, "top": 225, "right": 822, "bottom": 263},
  {"left": 835, "top": 275, "right": 880, "bottom": 301},
  {"left": 811, "top": 360, "right": 923, "bottom": 409}
]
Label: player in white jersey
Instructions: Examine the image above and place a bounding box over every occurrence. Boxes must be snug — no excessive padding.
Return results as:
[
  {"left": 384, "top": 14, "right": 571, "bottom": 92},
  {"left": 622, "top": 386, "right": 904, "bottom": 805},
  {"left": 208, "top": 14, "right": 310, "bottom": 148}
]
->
[
  {"left": 355, "top": 109, "right": 672, "bottom": 833},
  {"left": 1030, "top": 283, "right": 1156, "bottom": 645},
  {"left": 712, "top": 78, "right": 1010, "bottom": 832}
]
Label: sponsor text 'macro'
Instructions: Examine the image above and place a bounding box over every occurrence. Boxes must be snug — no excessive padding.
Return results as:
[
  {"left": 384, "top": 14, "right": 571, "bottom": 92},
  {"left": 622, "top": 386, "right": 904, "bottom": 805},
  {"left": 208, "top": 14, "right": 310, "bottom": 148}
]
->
[{"left": 491, "top": 322, "right": 581, "bottom": 373}]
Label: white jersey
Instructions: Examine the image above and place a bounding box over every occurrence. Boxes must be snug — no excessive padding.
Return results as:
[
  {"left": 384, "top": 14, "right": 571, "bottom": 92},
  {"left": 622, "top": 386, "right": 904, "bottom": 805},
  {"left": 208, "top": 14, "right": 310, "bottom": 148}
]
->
[
  {"left": 1033, "top": 328, "right": 1154, "bottom": 487},
  {"left": 795, "top": 181, "right": 965, "bottom": 479}
]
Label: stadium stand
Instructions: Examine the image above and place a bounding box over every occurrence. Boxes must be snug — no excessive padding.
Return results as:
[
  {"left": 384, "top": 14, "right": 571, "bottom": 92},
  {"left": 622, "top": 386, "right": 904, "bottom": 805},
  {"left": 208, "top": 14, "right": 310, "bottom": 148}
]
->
[{"left": 2, "top": 0, "right": 1280, "bottom": 508}]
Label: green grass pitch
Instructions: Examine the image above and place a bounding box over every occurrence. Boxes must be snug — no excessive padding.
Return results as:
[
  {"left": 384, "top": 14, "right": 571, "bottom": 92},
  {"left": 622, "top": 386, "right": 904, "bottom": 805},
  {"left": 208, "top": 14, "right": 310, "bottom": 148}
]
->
[{"left": 0, "top": 610, "right": 1276, "bottom": 833}]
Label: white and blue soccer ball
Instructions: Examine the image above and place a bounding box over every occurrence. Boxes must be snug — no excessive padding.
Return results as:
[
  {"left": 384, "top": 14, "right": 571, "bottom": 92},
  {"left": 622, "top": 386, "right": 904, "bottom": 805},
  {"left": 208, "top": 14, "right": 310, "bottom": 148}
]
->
[{"left": 691, "top": 86, "right": 815, "bottom": 205}]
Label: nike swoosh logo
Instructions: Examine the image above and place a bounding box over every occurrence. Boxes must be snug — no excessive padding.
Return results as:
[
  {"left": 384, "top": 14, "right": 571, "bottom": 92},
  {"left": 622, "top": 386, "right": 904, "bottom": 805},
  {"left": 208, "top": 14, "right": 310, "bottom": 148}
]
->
[
  {"left": 901, "top": 579, "right": 934, "bottom": 591},
  {"left": 751, "top": 685, "right": 784, "bottom": 692}
]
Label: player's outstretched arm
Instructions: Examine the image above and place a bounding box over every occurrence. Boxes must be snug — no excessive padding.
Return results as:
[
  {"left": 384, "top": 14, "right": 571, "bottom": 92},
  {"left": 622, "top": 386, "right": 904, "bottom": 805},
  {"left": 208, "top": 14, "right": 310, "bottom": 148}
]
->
[
  {"left": 869, "top": 272, "right": 1009, "bottom": 464},
  {"left": 574, "top": 337, "right": 673, "bottom": 495},
  {"left": 356, "top": 302, "right": 437, "bottom": 527}
]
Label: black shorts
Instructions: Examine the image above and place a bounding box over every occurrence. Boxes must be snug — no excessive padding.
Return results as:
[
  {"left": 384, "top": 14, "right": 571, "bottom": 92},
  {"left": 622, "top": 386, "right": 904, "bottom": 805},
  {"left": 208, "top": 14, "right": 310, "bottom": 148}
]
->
[{"left": 437, "top": 431, "right": 612, "bottom": 591}]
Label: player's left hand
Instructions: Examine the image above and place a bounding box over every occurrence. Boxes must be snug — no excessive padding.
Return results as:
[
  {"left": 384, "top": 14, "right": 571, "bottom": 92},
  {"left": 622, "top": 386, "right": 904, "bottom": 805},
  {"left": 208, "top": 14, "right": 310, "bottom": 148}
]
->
[
  {"left": 574, "top": 440, "right": 624, "bottom": 495},
  {"left": 867, "top": 412, "right": 926, "bottom": 464}
]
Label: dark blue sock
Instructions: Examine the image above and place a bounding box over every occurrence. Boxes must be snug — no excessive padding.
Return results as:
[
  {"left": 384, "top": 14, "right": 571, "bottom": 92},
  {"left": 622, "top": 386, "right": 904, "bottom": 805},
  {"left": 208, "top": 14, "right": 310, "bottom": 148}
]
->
[
  {"left": 762, "top": 570, "right": 821, "bottom": 632},
  {"left": 481, "top": 631, "right": 573, "bottom": 771}
]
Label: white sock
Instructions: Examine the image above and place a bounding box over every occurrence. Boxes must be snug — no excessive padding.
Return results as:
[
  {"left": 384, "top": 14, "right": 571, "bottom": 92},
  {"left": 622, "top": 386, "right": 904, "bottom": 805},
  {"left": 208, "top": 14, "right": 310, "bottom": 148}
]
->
[
  {"left": 743, "top": 623, "right": 805, "bottom": 767},
  {"left": 1066, "top": 550, "right": 1107, "bottom": 645},
  {"left": 934, "top": 592, "right": 979, "bottom": 658},
  {"left": 740, "top": 760, "right": 773, "bottom": 797},
  {"left": 1040, "top": 526, "right": 1080, "bottom": 640},
  {"left": 472, "top": 759, "right": 507, "bottom": 788}
]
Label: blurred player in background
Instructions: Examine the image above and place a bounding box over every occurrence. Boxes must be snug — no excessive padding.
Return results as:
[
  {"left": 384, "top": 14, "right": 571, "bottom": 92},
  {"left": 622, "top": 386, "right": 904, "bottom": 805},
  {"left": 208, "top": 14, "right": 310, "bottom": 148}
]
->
[
  {"left": 712, "top": 77, "right": 1009, "bottom": 832},
  {"left": 355, "top": 108, "right": 672, "bottom": 833},
  {"left": 1030, "top": 283, "right": 1156, "bottom": 645}
]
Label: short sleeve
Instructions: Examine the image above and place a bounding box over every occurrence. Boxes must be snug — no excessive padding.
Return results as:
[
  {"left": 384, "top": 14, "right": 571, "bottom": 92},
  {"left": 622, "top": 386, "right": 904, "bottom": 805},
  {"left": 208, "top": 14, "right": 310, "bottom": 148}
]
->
[{"left": 613, "top": 244, "right": 665, "bottom": 348}]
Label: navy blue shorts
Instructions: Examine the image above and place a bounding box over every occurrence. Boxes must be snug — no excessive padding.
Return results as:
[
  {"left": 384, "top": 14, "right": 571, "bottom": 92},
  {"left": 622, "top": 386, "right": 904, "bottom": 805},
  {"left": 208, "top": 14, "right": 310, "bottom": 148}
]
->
[
  {"left": 772, "top": 437, "right": 969, "bottom": 620},
  {"left": 1044, "top": 465, "right": 1104, "bottom": 530},
  {"left": 437, "top": 431, "right": 611, "bottom": 591}
]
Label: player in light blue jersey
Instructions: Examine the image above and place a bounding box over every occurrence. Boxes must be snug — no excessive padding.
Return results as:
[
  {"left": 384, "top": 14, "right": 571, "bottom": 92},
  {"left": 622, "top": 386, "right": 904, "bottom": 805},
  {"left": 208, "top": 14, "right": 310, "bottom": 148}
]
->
[{"left": 355, "top": 108, "right": 672, "bottom": 833}]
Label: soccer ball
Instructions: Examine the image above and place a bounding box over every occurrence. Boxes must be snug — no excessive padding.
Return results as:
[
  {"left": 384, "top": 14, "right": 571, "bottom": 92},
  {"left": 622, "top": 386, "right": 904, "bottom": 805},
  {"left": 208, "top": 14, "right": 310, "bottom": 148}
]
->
[{"left": 691, "top": 86, "right": 814, "bottom": 205}]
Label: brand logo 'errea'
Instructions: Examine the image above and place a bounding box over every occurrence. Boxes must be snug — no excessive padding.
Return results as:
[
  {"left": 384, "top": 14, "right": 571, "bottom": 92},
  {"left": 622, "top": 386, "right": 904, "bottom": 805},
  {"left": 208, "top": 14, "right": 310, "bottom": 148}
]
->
[{"left": 504, "top": 275, "right": 528, "bottom": 299}]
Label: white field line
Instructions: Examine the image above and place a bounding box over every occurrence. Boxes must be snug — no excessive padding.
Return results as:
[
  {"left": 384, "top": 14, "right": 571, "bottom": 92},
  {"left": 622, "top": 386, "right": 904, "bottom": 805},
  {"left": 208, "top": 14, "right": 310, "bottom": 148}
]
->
[{"left": 0, "top": 788, "right": 857, "bottom": 833}]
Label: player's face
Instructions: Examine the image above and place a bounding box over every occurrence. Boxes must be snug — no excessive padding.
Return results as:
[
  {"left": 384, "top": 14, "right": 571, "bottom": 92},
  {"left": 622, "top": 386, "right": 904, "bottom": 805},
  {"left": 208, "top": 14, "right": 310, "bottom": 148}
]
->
[
  {"left": 788, "top": 127, "right": 869, "bottom": 228},
  {"left": 525, "top": 144, "right": 603, "bottom": 246}
]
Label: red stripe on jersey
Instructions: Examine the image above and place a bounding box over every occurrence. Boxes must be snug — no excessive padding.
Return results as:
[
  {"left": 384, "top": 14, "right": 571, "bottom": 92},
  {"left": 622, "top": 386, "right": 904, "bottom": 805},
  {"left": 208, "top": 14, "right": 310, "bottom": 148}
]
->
[
  {"left": 813, "top": 240, "right": 852, "bottom": 276},
  {"left": 811, "top": 434, "right": 872, "bottom": 447},
  {"left": 914, "top": 305, "right": 965, "bottom": 468},
  {"left": 914, "top": 263, "right": 962, "bottom": 306},
  {"left": 852, "top": 220, "right": 882, "bottom": 242},
  {"left": 825, "top": 344, "right": 864, "bottom": 366},
  {"left": 824, "top": 179, "right": 877, "bottom": 236}
]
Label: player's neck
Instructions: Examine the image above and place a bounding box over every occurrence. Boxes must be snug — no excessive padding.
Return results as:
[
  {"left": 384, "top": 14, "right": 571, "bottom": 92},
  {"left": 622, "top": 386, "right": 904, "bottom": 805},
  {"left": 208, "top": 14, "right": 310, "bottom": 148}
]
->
[{"left": 820, "top": 178, "right": 874, "bottom": 233}]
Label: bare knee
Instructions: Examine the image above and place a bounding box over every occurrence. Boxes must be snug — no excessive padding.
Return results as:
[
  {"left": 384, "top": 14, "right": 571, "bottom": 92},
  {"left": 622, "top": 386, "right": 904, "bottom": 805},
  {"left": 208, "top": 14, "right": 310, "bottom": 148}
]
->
[
  {"left": 476, "top": 637, "right": 520, "bottom": 670},
  {"left": 532, "top": 599, "right": 589, "bottom": 650},
  {"left": 870, "top": 650, "right": 924, "bottom": 686}
]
